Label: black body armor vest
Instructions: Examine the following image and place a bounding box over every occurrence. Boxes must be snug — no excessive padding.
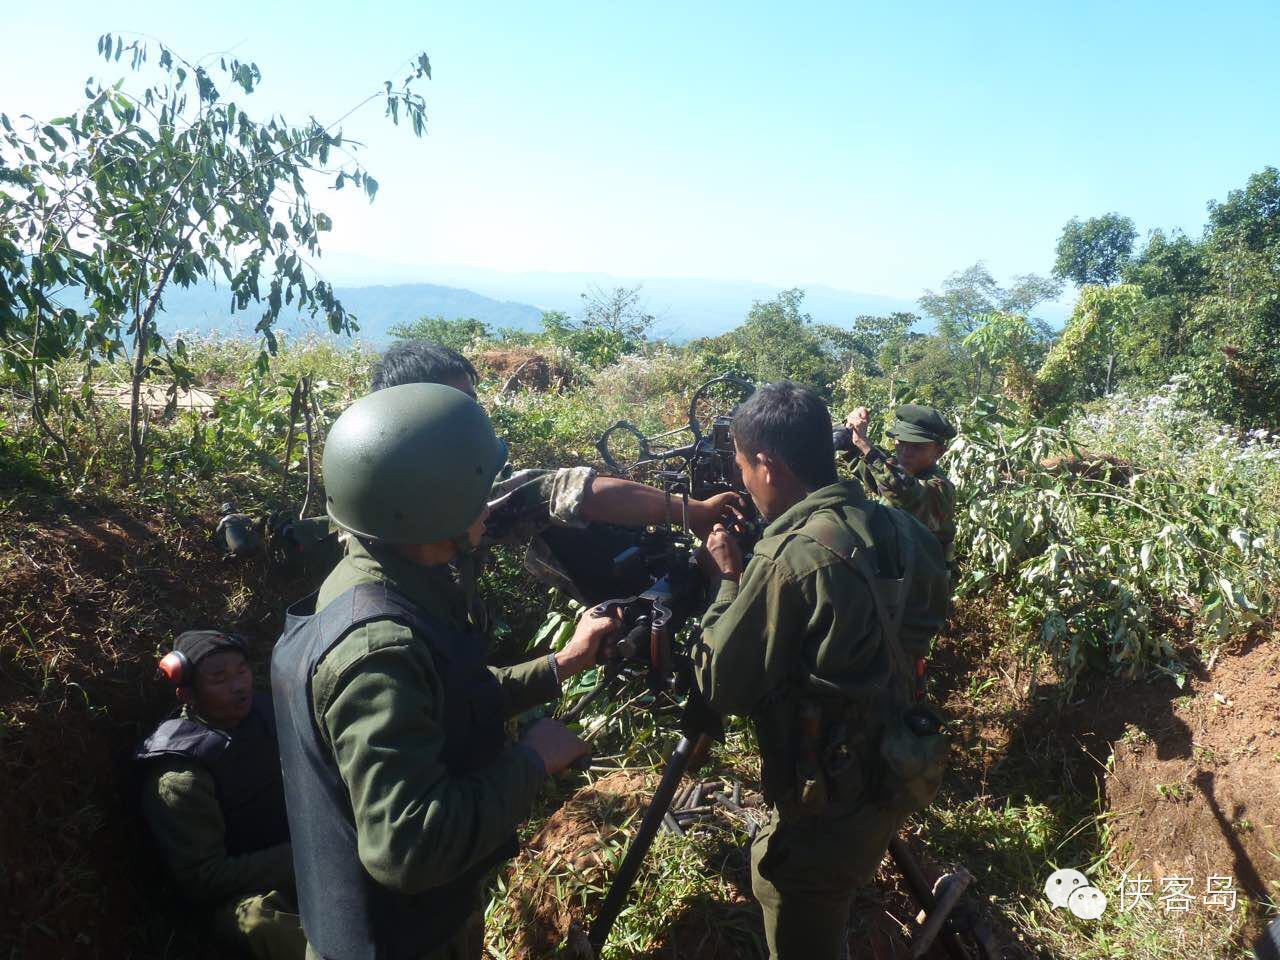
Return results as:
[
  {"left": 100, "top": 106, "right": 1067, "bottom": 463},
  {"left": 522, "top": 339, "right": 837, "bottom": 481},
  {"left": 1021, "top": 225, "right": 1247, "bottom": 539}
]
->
[
  {"left": 271, "top": 582, "right": 514, "bottom": 960},
  {"left": 135, "top": 692, "right": 291, "bottom": 856}
]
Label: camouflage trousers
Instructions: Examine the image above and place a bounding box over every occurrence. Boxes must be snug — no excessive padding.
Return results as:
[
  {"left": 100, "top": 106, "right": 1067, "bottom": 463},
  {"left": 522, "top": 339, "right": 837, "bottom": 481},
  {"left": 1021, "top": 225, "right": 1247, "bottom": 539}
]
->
[
  {"left": 750, "top": 803, "right": 905, "bottom": 960},
  {"left": 214, "top": 888, "right": 306, "bottom": 960}
]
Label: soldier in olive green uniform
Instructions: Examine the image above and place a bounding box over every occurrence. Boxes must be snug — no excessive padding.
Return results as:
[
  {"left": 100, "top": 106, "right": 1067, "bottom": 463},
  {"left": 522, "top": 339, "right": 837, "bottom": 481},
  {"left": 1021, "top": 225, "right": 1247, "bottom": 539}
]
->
[
  {"left": 839, "top": 403, "right": 957, "bottom": 565},
  {"left": 272, "top": 383, "right": 619, "bottom": 960},
  {"left": 693, "top": 382, "right": 950, "bottom": 960},
  {"left": 137, "top": 631, "right": 305, "bottom": 960}
]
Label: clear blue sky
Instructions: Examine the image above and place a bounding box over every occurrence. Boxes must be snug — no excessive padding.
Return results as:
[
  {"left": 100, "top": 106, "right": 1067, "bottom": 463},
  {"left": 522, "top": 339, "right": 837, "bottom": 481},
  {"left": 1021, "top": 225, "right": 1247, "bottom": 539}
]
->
[{"left": 3, "top": 0, "right": 1278, "bottom": 305}]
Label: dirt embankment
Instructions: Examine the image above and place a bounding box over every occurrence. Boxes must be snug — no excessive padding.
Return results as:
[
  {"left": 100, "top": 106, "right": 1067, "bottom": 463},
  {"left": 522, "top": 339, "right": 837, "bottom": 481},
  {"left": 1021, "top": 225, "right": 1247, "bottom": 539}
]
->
[
  {"left": 0, "top": 505, "right": 319, "bottom": 959},
  {"left": 2, "top": 500, "right": 1276, "bottom": 959},
  {"left": 1105, "top": 636, "right": 1280, "bottom": 904}
]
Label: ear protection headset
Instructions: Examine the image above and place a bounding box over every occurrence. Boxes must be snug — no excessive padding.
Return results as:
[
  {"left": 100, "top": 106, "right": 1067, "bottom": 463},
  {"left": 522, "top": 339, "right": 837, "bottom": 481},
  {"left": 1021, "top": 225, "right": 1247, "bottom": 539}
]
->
[
  {"left": 156, "top": 633, "right": 248, "bottom": 688},
  {"left": 156, "top": 649, "right": 195, "bottom": 687}
]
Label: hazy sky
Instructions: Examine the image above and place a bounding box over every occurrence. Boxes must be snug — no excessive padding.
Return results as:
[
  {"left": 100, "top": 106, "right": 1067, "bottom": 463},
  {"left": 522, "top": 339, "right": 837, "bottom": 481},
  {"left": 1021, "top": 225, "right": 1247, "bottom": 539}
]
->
[{"left": 3, "top": 1, "right": 1278, "bottom": 302}]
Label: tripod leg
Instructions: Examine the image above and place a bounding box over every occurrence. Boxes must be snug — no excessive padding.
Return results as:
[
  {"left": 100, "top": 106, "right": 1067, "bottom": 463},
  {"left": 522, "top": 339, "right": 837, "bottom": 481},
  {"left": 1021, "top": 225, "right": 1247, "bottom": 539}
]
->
[
  {"left": 888, "top": 837, "right": 977, "bottom": 960},
  {"left": 587, "top": 733, "right": 707, "bottom": 953}
]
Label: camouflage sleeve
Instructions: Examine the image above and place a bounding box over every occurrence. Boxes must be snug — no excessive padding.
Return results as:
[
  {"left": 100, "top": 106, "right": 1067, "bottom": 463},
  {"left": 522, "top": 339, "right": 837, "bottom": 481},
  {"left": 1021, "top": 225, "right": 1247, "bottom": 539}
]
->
[
  {"left": 482, "top": 466, "right": 597, "bottom": 547},
  {"left": 864, "top": 457, "right": 957, "bottom": 554}
]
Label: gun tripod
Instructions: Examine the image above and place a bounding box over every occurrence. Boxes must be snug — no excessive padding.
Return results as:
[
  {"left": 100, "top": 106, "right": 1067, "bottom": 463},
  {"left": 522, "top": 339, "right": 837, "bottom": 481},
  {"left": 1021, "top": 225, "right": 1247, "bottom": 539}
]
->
[{"left": 576, "top": 727, "right": 998, "bottom": 960}]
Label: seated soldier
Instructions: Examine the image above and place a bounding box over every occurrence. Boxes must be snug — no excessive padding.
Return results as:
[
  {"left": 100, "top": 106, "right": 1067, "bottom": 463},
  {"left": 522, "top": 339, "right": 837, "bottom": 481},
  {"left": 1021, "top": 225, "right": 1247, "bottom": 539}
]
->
[
  {"left": 839, "top": 403, "right": 957, "bottom": 567},
  {"left": 136, "top": 630, "right": 304, "bottom": 960}
]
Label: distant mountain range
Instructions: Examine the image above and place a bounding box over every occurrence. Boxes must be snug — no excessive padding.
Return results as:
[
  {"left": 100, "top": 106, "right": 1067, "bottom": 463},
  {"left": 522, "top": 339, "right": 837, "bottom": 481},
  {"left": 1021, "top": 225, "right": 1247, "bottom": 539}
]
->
[
  {"left": 150, "top": 282, "right": 546, "bottom": 343},
  {"left": 146, "top": 269, "right": 928, "bottom": 346}
]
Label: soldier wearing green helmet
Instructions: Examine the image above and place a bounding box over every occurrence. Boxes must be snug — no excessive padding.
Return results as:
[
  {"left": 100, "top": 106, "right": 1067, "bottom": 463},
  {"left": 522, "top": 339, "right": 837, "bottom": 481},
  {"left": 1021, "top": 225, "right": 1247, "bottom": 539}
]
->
[
  {"left": 839, "top": 403, "right": 958, "bottom": 566},
  {"left": 280, "top": 340, "right": 745, "bottom": 622},
  {"left": 271, "top": 383, "right": 620, "bottom": 960}
]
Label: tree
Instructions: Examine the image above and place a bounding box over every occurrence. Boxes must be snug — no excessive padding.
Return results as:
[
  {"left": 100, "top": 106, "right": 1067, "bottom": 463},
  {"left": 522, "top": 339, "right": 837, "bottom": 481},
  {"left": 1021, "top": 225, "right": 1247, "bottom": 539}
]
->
[
  {"left": 1119, "top": 229, "right": 1210, "bottom": 378},
  {"left": 1036, "top": 285, "right": 1145, "bottom": 405},
  {"left": 1206, "top": 166, "right": 1280, "bottom": 253},
  {"left": 837, "top": 312, "right": 917, "bottom": 377},
  {"left": 388, "top": 316, "right": 491, "bottom": 351},
  {"left": 919, "top": 263, "right": 1061, "bottom": 340},
  {"left": 0, "top": 36, "right": 428, "bottom": 479},
  {"left": 918, "top": 264, "right": 1061, "bottom": 396},
  {"left": 536, "top": 285, "right": 654, "bottom": 368},
  {"left": 1052, "top": 213, "right": 1138, "bottom": 287},
  {"left": 1191, "top": 170, "right": 1280, "bottom": 425},
  {"left": 962, "top": 311, "right": 1054, "bottom": 400},
  {"left": 695, "top": 289, "right": 842, "bottom": 392},
  {"left": 579, "top": 284, "right": 654, "bottom": 344}
]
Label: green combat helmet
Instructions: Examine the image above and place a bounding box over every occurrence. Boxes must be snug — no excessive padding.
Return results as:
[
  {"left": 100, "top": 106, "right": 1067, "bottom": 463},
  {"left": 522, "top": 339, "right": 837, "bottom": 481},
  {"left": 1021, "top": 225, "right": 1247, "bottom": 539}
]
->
[
  {"left": 886, "top": 404, "right": 956, "bottom": 445},
  {"left": 322, "top": 383, "right": 508, "bottom": 544}
]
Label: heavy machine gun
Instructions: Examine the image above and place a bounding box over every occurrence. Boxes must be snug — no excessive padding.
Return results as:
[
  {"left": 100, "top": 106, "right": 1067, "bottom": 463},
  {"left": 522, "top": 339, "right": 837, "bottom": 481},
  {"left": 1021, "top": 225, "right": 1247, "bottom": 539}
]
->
[{"left": 579, "top": 374, "right": 758, "bottom": 693}]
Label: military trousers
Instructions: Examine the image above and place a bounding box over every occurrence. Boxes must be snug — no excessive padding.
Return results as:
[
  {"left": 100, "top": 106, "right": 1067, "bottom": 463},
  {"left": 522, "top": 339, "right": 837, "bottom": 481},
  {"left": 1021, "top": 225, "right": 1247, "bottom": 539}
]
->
[
  {"left": 750, "top": 802, "right": 905, "bottom": 960},
  {"left": 214, "top": 888, "right": 306, "bottom": 960},
  {"left": 302, "top": 910, "right": 484, "bottom": 960}
]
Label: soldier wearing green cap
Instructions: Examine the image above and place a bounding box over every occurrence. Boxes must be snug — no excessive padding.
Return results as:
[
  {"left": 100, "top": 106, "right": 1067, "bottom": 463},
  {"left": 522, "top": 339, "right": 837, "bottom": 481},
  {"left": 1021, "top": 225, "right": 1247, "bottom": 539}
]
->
[
  {"left": 839, "top": 403, "right": 957, "bottom": 566},
  {"left": 272, "top": 383, "right": 620, "bottom": 960}
]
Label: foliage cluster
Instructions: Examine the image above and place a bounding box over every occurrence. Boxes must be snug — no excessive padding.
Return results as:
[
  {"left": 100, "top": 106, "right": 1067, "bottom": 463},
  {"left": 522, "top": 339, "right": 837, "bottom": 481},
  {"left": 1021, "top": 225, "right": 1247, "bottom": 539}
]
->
[
  {"left": 3, "top": 36, "right": 1279, "bottom": 704},
  {"left": 950, "top": 383, "right": 1280, "bottom": 688},
  {"left": 1048, "top": 169, "right": 1280, "bottom": 425},
  {"left": 1, "top": 36, "right": 427, "bottom": 480}
]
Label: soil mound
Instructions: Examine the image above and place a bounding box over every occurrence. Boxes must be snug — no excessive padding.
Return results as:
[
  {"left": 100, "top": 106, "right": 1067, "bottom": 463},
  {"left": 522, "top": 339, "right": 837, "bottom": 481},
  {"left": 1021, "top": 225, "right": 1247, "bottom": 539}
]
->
[
  {"left": 1106, "top": 633, "right": 1280, "bottom": 906},
  {"left": 475, "top": 348, "right": 572, "bottom": 393},
  {"left": 501, "top": 770, "right": 657, "bottom": 957}
]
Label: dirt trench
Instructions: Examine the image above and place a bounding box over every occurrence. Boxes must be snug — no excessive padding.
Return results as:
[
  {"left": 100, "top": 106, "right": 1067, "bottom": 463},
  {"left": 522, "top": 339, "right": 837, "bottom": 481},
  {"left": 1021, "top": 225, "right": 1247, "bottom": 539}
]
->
[{"left": 0, "top": 504, "right": 321, "bottom": 959}]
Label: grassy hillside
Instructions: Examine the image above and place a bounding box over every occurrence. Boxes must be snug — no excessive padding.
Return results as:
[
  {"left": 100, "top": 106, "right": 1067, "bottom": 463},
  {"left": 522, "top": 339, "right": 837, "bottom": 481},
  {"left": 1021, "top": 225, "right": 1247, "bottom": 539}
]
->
[{"left": 1, "top": 333, "right": 1276, "bottom": 959}]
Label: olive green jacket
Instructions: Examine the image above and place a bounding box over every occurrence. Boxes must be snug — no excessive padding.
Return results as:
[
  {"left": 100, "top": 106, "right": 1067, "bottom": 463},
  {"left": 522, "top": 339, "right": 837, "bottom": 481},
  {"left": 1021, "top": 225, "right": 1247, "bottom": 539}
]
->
[
  {"left": 309, "top": 538, "right": 559, "bottom": 895},
  {"left": 692, "top": 481, "right": 948, "bottom": 809},
  {"left": 140, "top": 713, "right": 295, "bottom": 905},
  {"left": 847, "top": 447, "right": 956, "bottom": 563}
]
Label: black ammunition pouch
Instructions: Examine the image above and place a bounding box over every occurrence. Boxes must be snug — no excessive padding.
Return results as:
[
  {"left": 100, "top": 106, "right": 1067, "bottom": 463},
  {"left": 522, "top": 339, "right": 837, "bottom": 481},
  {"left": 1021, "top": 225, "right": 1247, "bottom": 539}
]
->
[{"left": 755, "top": 692, "right": 878, "bottom": 817}]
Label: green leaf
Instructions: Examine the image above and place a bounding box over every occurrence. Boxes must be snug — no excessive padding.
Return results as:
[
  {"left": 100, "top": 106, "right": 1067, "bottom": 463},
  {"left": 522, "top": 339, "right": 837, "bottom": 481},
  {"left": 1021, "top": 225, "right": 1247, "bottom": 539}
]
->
[{"left": 41, "top": 124, "right": 67, "bottom": 151}]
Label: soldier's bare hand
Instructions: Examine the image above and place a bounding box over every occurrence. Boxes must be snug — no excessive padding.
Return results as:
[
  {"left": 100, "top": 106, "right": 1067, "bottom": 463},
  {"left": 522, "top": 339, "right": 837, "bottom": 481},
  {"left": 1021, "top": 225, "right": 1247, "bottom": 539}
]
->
[
  {"left": 688, "top": 491, "right": 747, "bottom": 540},
  {"left": 845, "top": 407, "right": 875, "bottom": 454},
  {"left": 845, "top": 406, "right": 871, "bottom": 438},
  {"left": 520, "top": 718, "right": 589, "bottom": 775},
  {"left": 701, "top": 522, "right": 744, "bottom": 581},
  {"left": 554, "top": 605, "right": 621, "bottom": 680}
]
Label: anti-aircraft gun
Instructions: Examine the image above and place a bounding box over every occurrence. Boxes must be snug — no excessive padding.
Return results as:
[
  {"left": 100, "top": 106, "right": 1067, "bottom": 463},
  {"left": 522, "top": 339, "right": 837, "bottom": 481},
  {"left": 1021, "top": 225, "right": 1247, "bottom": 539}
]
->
[{"left": 564, "top": 374, "right": 759, "bottom": 701}]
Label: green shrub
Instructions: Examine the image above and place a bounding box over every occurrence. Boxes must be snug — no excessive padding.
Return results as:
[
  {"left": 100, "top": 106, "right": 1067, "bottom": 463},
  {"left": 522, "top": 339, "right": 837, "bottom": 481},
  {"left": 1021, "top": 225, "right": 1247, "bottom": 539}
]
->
[{"left": 951, "top": 384, "right": 1280, "bottom": 688}]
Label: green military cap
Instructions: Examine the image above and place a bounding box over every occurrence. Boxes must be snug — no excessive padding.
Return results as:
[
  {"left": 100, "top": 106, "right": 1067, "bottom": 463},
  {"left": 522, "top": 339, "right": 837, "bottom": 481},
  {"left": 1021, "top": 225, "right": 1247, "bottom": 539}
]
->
[{"left": 886, "top": 404, "right": 956, "bottom": 445}]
